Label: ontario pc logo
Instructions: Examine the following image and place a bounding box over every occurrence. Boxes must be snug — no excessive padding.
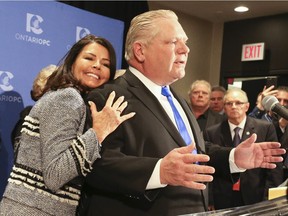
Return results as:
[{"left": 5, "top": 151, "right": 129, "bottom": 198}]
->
[
  {"left": 26, "top": 13, "right": 43, "bottom": 35},
  {"left": 0, "top": 71, "right": 14, "bottom": 92},
  {"left": 15, "top": 13, "right": 50, "bottom": 46},
  {"left": 76, "top": 26, "right": 91, "bottom": 42}
]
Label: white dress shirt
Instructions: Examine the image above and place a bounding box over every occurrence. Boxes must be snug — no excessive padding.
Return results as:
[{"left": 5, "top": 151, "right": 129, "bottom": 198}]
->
[{"left": 228, "top": 117, "right": 247, "bottom": 173}]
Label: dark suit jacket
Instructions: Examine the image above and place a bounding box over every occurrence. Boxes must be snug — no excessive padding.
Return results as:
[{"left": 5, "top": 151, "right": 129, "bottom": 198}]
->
[
  {"left": 194, "top": 108, "right": 226, "bottom": 132},
  {"left": 203, "top": 117, "right": 283, "bottom": 210},
  {"left": 281, "top": 128, "right": 288, "bottom": 180},
  {"left": 79, "top": 70, "right": 233, "bottom": 216},
  {"left": 281, "top": 128, "right": 288, "bottom": 157}
]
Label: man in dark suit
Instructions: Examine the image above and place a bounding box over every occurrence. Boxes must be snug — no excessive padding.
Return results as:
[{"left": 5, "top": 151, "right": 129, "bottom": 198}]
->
[
  {"left": 204, "top": 88, "right": 283, "bottom": 210},
  {"left": 78, "top": 10, "right": 285, "bottom": 216}
]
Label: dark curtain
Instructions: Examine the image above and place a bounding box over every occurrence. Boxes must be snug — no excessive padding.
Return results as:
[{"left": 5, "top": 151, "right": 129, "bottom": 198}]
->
[{"left": 60, "top": 1, "right": 149, "bottom": 69}]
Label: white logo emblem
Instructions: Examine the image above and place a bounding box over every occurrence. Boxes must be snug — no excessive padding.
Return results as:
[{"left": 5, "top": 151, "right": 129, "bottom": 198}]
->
[
  {"left": 0, "top": 71, "right": 14, "bottom": 91},
  {"left": 76, "top": 26, "right": 91, "bottom": 41},
  {"left": 26, "top": 13, "right": 43, "bottom": 35}
]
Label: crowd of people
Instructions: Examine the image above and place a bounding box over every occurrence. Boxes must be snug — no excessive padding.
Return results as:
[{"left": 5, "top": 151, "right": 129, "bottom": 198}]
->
[
  {"left": 187, "top": 80, "right": 288, "bottom": 210},
  {"left": 0, "top": 9, "right": 287, "bottom": 216}
]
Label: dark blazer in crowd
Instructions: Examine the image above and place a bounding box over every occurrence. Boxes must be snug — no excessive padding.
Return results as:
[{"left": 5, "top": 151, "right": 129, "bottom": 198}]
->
[
  {"left": 195, "top": 108, "right": 226, "bottom": 132},
  {"left": 203, "top": 117, "right": 283, "bottom": 210},
  {"left": 281, "top": 128, "right": 288, "bottom": 181}
]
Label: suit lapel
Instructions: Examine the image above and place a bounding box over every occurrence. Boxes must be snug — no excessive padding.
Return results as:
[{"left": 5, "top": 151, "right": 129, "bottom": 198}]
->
[
  {"left": 222, "top": 121, "right": 234, "bottom": 147},
  {"left": 242, "top": 117, "right": 254, "bottom": 141},
  {"left": 122, "top": 71, "right": 187, "bottom": 147}
]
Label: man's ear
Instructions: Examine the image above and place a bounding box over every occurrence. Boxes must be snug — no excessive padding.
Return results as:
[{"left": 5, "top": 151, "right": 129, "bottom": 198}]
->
[
  {"left": 244, "top": 102, "right": 250, "bottom": 112},
  {"left": 133, "top": 42, "right": 145, "bottom": 62}
]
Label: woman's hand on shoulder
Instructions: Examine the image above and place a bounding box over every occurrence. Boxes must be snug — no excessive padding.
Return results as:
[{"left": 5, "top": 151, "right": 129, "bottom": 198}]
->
[{"left": 89, "top": 91, "right": 135, "bottom": 143}]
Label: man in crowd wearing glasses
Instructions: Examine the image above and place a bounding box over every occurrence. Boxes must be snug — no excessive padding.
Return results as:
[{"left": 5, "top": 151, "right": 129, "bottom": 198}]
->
[{"left": 204, "top": 88, "right": 283, "bottom": 210}]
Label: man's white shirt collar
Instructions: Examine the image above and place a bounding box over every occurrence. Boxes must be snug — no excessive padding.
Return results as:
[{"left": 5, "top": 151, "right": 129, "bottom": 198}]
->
[
  {"left": 228, "top": 116, "right": 247, "bottom": 138},
  {"left": 129, "top": 66, "right": 164, "bottom": 99}
]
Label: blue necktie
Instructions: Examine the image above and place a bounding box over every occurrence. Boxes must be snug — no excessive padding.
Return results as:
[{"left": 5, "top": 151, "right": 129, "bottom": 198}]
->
[{"left": 161, "top": 86, "right": 197, "bottom": 154}]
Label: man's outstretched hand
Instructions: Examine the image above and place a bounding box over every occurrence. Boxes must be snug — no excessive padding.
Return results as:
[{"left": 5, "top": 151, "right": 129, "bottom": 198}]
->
[
  {"left": 234, "top": 133, "right": 286, "bottom": 169},
  {"left": 160, "top": 144, "right": 215, "bottom": 190}
]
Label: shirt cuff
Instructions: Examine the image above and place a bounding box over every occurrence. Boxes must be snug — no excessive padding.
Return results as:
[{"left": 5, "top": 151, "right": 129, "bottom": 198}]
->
[
  {"left": 229, "top": 148, "right": 246, "bottom": 173},
  {"left": 146, "top": 159, "right": 167, "bottom": 190}
]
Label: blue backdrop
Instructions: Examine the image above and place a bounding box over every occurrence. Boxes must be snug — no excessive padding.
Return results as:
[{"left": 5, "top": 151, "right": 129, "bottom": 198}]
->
[{"left": 0, "top": 1, "right": 124, "bottom": 198}]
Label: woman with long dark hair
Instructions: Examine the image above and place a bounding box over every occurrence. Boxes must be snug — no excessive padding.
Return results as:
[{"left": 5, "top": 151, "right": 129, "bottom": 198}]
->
[{"left": 0, "top": 34, "right": 135, "bottom": 215}]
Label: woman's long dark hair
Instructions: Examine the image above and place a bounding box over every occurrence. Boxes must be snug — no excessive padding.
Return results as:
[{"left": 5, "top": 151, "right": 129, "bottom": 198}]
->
[{"left": 42, "top": 34, "right": 116, "bottom": 96}]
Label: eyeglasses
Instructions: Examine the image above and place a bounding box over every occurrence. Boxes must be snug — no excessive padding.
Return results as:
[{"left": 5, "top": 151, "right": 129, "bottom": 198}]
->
[{"left": 224, "top": 101, "right": 246, "bottom": 107}]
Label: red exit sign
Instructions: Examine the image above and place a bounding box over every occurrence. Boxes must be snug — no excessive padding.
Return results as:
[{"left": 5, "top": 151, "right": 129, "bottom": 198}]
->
[{"left": 241, "top": 42, "right": 265, "bottom": 61}]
